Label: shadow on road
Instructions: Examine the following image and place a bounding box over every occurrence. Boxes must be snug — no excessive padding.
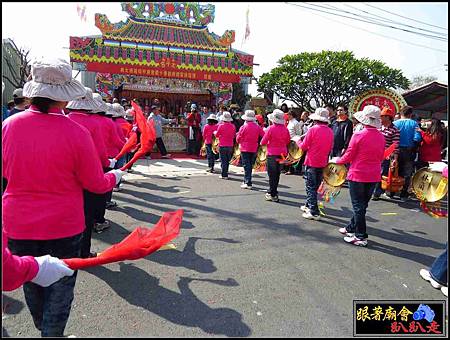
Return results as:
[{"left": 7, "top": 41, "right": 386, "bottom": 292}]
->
[
  {"left": 87, "top": 263, "right": 252, "bottom": 337},
  {"left": 149, "top": 237, "right": 241, "bottom": 273},
  {"left": 2, "top": 295, "right": 24, "bottom": 315}
]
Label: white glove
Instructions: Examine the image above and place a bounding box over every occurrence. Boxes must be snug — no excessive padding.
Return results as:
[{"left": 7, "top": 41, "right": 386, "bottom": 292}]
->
[
  {"left": 31, "top": 255, "right": 74, "bottom": 287},
  {"left": 108, "top": 169, "right": 125, "bottom": 185},
  {"left": 329, "top": 157, "right": 339, "bottom": 163},
  {"left": 292, "top": 136, "right": 301, "bottom": 143},
  {"left": 429, "top": 162, "right": 447, "bottom": 173},
  {"left": 108, "top": 158, "right": 117, "bottom": 168}
]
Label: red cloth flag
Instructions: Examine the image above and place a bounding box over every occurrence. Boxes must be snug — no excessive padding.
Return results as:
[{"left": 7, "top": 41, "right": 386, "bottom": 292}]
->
[
  {"left": 64, "top": 210, "right": 183, "bottom": 270},
  {"left": 114, "top": 131, "right": 138, "bottom": 161},
  {"left": 384, "top": 142, "right": 397, "bottom": 159}
]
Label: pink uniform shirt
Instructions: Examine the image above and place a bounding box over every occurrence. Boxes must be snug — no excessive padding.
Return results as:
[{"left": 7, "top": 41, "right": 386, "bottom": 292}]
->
[
  {"left": 114, "top": 119, "right": 127, "bottom": 144},
  {"left": 93, "top": 115, "right": 124, "bottom": 159},
  {"left": 2, "top": 106, "right": 117, "bottom": 240},
  {"left": 337, "top": 126, "right": 385, "bottom": 182},
  {"left": 203, "top": 124, "right": 218, "bottom": 144},
  {"left": 2, "top": 231, "right": 39, "bottom": 291},
  {"left": 260, "top": 123, "right": 291, "bottom": 156},
  {"left": 68, "top": 111, "right": 110, "bottom": 168},
  {"left": 214, "top": 122, "right": 236, "bottom": 147},
  {"left": 298, "top": 123, "right": 334, "bottom": 168},
  {"left": 236, "top": 121, "right": 265, "bottom": 153}
]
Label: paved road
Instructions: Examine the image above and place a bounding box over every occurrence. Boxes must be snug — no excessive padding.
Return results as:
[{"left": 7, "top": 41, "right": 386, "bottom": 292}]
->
[{"left": 2, "top": 159, "right": 447, "bottom": 337}]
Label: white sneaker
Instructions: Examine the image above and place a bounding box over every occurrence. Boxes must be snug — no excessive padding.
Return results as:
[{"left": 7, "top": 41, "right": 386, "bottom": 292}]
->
[
  {"left": 441, "top": 286, "right": 448, "bottom": 297},
  {"left": 240, "top": 183, "right": 252, "bottom": 189},
  {"left": 338, "top": 227, "right": 355, "bottom": 237},
  {"left": 300, "top": 205, "right": 309, "bottom": 212},
  {"left": 302, "top": 211, "right": 321, "bottom": 220},
  {"left": 419, "top": 269, "right": 443, "bottom": 289},
  {"left": 343, "top": 235, "right": 368, "bottom": 247}
]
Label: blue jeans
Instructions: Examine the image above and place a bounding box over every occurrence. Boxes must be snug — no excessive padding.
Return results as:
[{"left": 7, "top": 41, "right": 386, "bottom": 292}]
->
[
  {"left": 219, "top": 146, "right": 233, "bottom": 177},
  {"left": 8, "top": 233, "right": 82, "bottom": 337},
  {"left": 346, "top": 181, "right": 377, "bottom": 239},
  {"left": 430, "top": 243, "right": 447, "bottom": 286},
  {"left": 373, "top": 159, "right": 390, "bottom": 197},
  {"left": 241, "top": 152, "right": 257, "bottom": 186},
  {"left": 305, "top": 166, "right": 323, "bottom": 216},
  {"left": 205, "top": 144, "right": 214, "bottom": 169}
]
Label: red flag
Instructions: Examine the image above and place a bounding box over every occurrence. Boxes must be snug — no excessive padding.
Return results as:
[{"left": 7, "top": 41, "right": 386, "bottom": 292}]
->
[
  {"left": 114, "top": 131, "right": 137, "bottom": 161},
  {"left": 384, "top": 142, "right": 397, "bottom": 159},
  {"left": 64, "top": 210, "right": 183, "bottom": 270}
]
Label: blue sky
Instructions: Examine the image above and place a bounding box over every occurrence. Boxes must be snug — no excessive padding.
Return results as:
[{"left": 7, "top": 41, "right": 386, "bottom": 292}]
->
[{"left": 2, "top": 2, "right": 448, "bottom": 97}]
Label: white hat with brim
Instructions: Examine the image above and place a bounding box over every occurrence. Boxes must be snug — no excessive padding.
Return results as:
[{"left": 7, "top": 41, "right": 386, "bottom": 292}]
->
[
  {"left": 353, "top": 105, "right": 381, "bottom": 129},
  {"left": 268, "top": 109, "right": 285, "bottom": 125},
  {"left": 111, "top": 103, "right": 125, "bottom": 118},
  {"left": 309, "top": 108, "right": 330, "bottom": 123},
  {"left": 91, "top": 93, "right": 109, "bottom": 113},
  {"left": 206, "top": 113, "right": 218, "bottom": 121},
  {"left": 66, "top": 87, "right": 100, "bottom": 111},
  {"left": 221, "top": 111, "right": 233, "bottom": 122},
  {"left": 23, "top": 59, "right": 86, "bottom": 102},
  {"left": 241, "top": 110, "right": 256, "bottom": 122}
]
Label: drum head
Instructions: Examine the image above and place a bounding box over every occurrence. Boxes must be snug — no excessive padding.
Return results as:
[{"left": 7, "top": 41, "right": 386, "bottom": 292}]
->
[
  {"left": 412, "top": 167, "right": 448, "bottom": 202},
  {"left": 323, "top": 163, "right": 348, "bottom": 187},
  {"left": 288, "top": 141, "right": 303, "bottom": 161}
]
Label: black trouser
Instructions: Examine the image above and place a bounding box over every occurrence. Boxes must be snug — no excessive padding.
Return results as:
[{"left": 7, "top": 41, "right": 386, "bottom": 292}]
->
[
  {"left": 187, "top": 127, "right": 200, "bottom": 155},
  {"left": 219, "top": 146, "right": 233, "bottom": 177},
  {"left": 8, "top": 233, "right": 82, "bottom": 337},
  {"left": 398, "top": 147, "right": 415, "bottom": 198},
  {"left": 206, "top": 144, "right": 215, "bottom": 169},
  {"left": 266, "top": 155, "right": 282, "bottom": 197},
  {"left": 81, "top": 190, "right": 96, "bottom": 257},
  {"left": 155, "top": 137, "right": 168, "bottom": 156}
]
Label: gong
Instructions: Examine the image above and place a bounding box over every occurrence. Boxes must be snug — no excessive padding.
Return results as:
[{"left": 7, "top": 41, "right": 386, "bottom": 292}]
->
[
  {"left": 323, "top": 163, "right": 348, "bottom": 187},
  {"left": 412, "top": 167, "right": 448, "bottom": 203}
]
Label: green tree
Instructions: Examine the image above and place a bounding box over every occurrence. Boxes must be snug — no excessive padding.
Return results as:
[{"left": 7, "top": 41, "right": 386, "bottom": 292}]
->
[{"left": 257, "top": 50, "right": 410, "bottom": 111}]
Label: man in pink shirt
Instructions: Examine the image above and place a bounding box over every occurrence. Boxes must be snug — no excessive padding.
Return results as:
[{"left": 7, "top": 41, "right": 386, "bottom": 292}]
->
[
  {"left": 214, "top": 111, "right": 236, "bottom": 179},
  {"left": 297, "top": 108, "right": 334, "bottom": 219},
  {"left": 202, "top": 113, "right": 219, "bottom": 173},
  {"left": 335, "top": 105, "right": 385, "bottom": 247},
  {"left": 236, "top": 110, "right": 265, "bottom": 189},
  {"left": 260, "top": 109, "right": 291, "bottom": 202},
  {"left": 2, "top": 59, "right": 123, "bottom": 337}
]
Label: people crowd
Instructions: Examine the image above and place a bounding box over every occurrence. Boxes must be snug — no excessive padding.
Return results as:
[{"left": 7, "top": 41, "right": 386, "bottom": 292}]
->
[{"left": 2, "top": 58, "right": 448, "bottom": 339}]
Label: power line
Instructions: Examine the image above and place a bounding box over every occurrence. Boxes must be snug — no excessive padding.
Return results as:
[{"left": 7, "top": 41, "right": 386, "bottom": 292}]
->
[
  {"left": 363, "top": 2, "right": 448, "bottom": 31},
  {"left": 295, "top": 2, "right": 447, "bottom": 41},
  {"left": 337, "top": 2, "right": 448, "bottom": 37},
  {"left": 284, "top": 2, "right": 448, "bottom": 54}
]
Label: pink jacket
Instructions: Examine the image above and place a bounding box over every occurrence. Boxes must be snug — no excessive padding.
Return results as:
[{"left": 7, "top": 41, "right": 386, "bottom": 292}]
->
[
  {"left": 298, "top": 123, "right": 334, "bottom": 168},
  {"left": 337, "top": 126, "right": 385, "bottom": 182},
  {"left": 214, "top": 122, "right": 236, "bottom": 147},
  {"left": 236, "top": 121, "right": 265, "bottom": 153},
  {"left": 202, "top": 124, "right": 218, "bottom": 144},
  {"left": 93, "top": 115, "right": 125, "bottom": 159},
  {"left": 2, "top": 106, "right": 117, "bottom": 240},
  {"left": 68, "top": 111, "right": 110, "bottom": 168},
  {"left": 2, "top": 231, "right": 38, "bottom": 291},
  {"left": 114, "top": 119, "right": 127, "bottom": 144},
  {"left": 260, "top": 124, "right": 291, "bottom": 156}
]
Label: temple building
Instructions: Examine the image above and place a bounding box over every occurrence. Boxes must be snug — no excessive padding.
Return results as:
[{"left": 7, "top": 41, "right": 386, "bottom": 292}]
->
[{"left": 70, "top": 2, "right": 255, "bottom": 115}]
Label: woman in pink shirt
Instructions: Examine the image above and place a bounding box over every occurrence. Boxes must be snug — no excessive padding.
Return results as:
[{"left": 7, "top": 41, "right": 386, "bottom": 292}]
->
[
  {"left": 336, "top": 105, "right": 385, "bottom": 247},
  {"left": 260, "top": 109, "right": 291, "bottom": 202},
  {"left": 2, "top": 59, "right": 123, "bottom": 337},
  {"left": 236, "top": 110, "right": 265, "bottom": 189},
  {"left": 297, "top": 108, "right": 334, "bottom": 219},
  {"left": 214, "top": 111, "right": 236, "bottom": 179},
  {"left": 202, "top": 114, "right": 219, "bottom": 173}
]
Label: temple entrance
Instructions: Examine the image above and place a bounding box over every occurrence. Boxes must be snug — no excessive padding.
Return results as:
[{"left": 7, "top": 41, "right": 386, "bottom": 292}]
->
[{"left": 116, "top": 90, "right": 214, "bottom": 116}]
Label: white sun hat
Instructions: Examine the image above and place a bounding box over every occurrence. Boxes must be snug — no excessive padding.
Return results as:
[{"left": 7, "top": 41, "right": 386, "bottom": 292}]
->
[
  {"left": 241, "top": 110, "right": 256, "bottom": 122},
  {"left": 353, "top": 105, "right": 381, "bottom": 129},
  {"left": 91, "top": 93, "right": 109, "bottom": 113},
  {"left": 221, "top": 111, "right": 233, "bottom": 122},
  {"left": 23, "top": 58, "right": 86, "bottom": 102},
  {"left": 308, "top": 108, "right": 330, "bottom": 123},
  {"left": 111, "top": 103, "right": 125, "bottom": 118},
  {"left": 66, "top": 87, "right": 100, "bottom": 111},
  {"left": 267, "top": 109, "right": 285, "bottom": 125},
  {"left": 206, "top": 113, "right": 218, "bottom": 121}
]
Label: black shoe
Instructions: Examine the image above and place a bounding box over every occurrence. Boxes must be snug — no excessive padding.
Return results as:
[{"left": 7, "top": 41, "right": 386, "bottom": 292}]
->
[
  {"left": 106, "top": 201, "right": 118, "bottom": 209},
  {"left": 372, "top": 195, "right": 380, "bottom": 201},
  {"left": 89, "top": 252, "right": 97, "bottom": 258}
]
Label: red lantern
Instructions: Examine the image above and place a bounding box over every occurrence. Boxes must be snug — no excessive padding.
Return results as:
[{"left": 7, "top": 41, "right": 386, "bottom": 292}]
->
[{"left": 165, "top": 3, "right": 175, "bottom": 15}]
